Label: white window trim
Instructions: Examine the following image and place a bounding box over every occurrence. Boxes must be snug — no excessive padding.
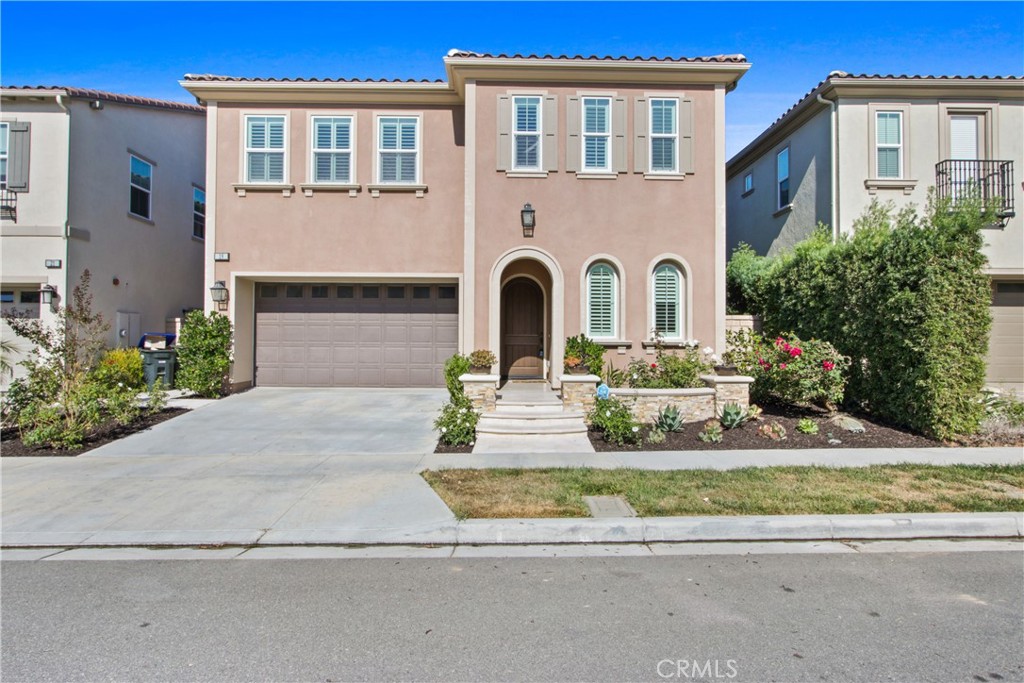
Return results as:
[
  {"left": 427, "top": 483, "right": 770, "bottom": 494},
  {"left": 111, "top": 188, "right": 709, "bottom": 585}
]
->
[
  {"left": 241, "top": 112, "right": 289, "bottom": 185},
  {"left": 875, "top": 110, "right": 903, "bottom": 179},
  {"left": 776, "top": 146, "right": 790, "bottom": 211},
  {"left": 645, "top": 254, "right": 693, "bottom": 342},
  {"left": 308, "top": 113, "right": 356, "bottom": 185},
  {"left": 128, "top": 153, "right": 153, "bottom": 221},
  {"left": 649, "top": 97, "right": 680, "bottom": 175},
  {"left": 374, "top": 113, "right": 422, "bottom": 185},
  {"left": 0, "top": 122, "right": 8, "bottom": 190},
  {"left": 581, "top": 97, "right": 612, "bottom": 173},
  {"left": 512, "top": 95, "right": 543, "bottom": 172},
  {"left": 192, "top": 185, "right": 205, "bottom": 241},
  {"left": 582, "top": 258, "right": 623, "bottom": 341}
]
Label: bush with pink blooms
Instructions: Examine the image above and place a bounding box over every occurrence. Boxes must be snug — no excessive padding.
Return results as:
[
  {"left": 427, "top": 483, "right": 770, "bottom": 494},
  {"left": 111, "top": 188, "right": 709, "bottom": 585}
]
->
[{"left": 725, "top": 330, "right": 849, "bottom": 411}]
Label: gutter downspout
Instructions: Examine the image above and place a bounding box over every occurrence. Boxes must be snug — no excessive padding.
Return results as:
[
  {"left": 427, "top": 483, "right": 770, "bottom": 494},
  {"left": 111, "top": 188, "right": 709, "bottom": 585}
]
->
[
  {"left": 816, "top": 93, "right": 839, "bottom": 242},
  {"left": 54, "top": 94, "right": 71, "bottom": 240}
]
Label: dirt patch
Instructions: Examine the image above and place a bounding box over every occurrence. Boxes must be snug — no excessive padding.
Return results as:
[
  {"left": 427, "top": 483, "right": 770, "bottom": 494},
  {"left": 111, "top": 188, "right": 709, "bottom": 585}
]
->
[
  {"left": 1, "top": 408, "right": 189, "bottom": 457},
  {"left": 434, "top": 441, "right": 474, "bottom": 454}
]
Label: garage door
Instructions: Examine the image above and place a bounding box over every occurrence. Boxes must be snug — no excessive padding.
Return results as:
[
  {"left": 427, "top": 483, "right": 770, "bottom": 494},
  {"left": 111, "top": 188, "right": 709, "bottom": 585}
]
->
[
  {"left": 987, "top": 281, "right": 1024, "bottom": 390},
  {"left": 255, "top": 283, "right": 458, "bottom": 387}
]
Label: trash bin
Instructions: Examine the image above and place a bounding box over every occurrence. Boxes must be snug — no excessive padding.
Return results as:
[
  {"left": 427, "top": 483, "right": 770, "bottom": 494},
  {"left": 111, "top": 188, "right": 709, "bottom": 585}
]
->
[{"left": 138, "top": 334, "right": 177, "bottom": 389}]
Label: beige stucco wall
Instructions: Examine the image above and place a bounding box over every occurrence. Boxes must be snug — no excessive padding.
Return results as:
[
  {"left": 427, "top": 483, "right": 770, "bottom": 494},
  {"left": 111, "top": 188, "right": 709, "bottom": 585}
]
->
[
  {"left": 726, "top": 107, "right": 832, "bottom": 257},
  {"left": 472, "top": 82, "right": 724, "bottom": 378}
]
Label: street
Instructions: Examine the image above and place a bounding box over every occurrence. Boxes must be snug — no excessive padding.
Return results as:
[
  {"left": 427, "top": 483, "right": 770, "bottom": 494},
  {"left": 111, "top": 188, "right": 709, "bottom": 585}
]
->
[{"left": 2, "top": 545, "right": 1022, "bottom": 682}]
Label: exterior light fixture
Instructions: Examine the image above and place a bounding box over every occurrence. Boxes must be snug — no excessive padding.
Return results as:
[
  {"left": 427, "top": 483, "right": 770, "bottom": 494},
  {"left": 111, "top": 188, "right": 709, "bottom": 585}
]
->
[
  {"left": 209, "top": 280, "right": 229, "bottom": 310},
  {"left": 39, "top": 284, "right": 57, "bottom": 305},
  {"left": 521, "top": 202, "right": 536, "bottom": 238}
]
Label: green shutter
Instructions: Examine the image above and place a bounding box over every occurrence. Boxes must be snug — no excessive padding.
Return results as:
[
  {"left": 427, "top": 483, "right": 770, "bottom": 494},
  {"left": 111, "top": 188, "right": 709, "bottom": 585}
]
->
[{"left": 587, "top": 264, "right": 615, "bottom": 338}]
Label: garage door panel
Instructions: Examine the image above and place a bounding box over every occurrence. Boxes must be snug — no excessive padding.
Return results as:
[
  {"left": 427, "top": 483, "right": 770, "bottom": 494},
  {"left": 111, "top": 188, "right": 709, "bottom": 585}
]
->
[
  {"left": 256, "top": 282, "right": 457, "bottom": 388},
  {"left": 987, "top": 282, "right": 1024, "bottom": 388}
]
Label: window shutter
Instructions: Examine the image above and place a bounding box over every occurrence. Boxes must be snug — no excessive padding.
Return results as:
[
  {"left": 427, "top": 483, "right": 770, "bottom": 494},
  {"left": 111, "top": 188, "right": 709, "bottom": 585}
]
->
[
  {"left": 7, "top": 122, "right": 31, "bottom": 192},
  {"left": 950, "top": 116, "right": 979, "bottom": 160},
  {"left": 634, "top": 98, "right": 647, "bottom": 173},
  {"left": 613, "top": 97, "right": 627, "bottom": 173},
  {"left": 653, "top": 265, "right": 680, "bottom": 337},
  {"left": 588, "top": 264, "right": 615, "bottom": 338},
  {"left": 680, "top": 98, "right": 694, "bottom": 174},
  {"left": 497, "top": 95, "right": 511, "bottom": 171},
  {"left": 543, "top": 95, "right": 558, "bottom": 172},
  {"left": 566, "top": 96, "right": 581, "bottom": 173}
]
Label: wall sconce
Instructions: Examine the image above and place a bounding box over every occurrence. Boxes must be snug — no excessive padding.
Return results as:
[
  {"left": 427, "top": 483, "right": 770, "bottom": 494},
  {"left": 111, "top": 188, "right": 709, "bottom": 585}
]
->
[
  {"left": 521, "top": 202, "right": 536, "bottom": 238},
  {"left": 209, "top": 280, "right": 229, "bottom": 311},
  {"left": 39, "top": 284, "right": 57, "bottom": 305}
]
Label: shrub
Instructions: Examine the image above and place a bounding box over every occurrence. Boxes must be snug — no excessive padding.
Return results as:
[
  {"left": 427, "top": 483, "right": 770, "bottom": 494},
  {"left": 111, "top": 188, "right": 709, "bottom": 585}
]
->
[
  {"left": 175, "top": 311, "right": 233, "bottom": 398},
  {"left": 726, "top": 242, "right": 773, "bottom": 314},
  {"left": 434, "top": 396, "right": 479, "bottom": 446},
  {"left": 726, "top": 330, "right": 849, "bottom": 411},
  {"left": 93, "top": 347, "right": 144, "bottom": 391},
  {"left": 652, "top": 405, "right": 684, "bottom": 433},
  {"left": 565, "top": 334, "right": 606, "bottom": 377},
  {"left": 443, "top": 354, "right": 471, "bottom": 401},
  {"left": 587, "top": 396, "right": 641, "bottom": 446},
  {"left": 468, "top": 349, "right": 496, "bottom": 367},
  {"left": 698, "top": 421, "right": 723, "bottom": 443},
  {"left": 619, "top": 344, "right": 713, "bottom": 390}
]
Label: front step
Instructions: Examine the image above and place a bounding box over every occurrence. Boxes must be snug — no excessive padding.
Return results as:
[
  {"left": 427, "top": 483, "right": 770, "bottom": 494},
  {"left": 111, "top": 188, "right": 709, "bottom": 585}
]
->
[{"left": 476, "top": 416, "right": 587, "bottom": 435}]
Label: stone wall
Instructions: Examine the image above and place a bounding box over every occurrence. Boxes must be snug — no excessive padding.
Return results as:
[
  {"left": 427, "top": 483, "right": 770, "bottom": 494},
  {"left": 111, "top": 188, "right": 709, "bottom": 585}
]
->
[
  {"left": 725, "top": 314, "right": 763, "bottom": 337},
  {"left": 459, "top": 374, "right": 499, "bottom": 412},
  {"left": 609, "top": 388, "right": 716, "bottom": 423},
  {"left": 560, "top": 375, "right": 601, "bottom": 414}
]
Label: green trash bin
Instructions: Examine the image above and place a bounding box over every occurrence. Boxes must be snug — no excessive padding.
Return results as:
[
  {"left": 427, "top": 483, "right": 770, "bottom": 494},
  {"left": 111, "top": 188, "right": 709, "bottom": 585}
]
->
[{"left": 141, "top": 349, "right": 177, "bottom": 389}]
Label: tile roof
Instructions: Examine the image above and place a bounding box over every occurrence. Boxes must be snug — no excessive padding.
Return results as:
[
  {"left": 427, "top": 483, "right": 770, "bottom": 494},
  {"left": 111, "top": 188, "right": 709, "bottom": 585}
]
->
[
  {"left": 444, "top": 50, "right": 748, "bottom": 63},
  {"left": 1, "top": 85, "right": 204, "bottom": 113},
  {"left": 182, "top": 74, "right": 446, "bottom": 84}
]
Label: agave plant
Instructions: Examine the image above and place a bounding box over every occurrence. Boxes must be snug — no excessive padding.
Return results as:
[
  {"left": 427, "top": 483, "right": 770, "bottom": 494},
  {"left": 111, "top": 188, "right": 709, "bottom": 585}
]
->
[
  {"left": 719, "top": 402, "right": 748, "bottom": 430},
  {"left": 653, "top": 405, "right": 684, "bottom": 433}
]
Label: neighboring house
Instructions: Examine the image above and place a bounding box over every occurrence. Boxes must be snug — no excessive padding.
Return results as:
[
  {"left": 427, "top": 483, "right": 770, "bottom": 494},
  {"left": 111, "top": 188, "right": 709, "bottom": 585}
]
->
[
  {"left": 725, "top": 73, "right": 1024, "bottom": 391},
  {"left": 179, "top": 51, "right": 749, "bottom": 390},
  {"left": 0, "top": 87, "right": 206, "bottom": 388}
]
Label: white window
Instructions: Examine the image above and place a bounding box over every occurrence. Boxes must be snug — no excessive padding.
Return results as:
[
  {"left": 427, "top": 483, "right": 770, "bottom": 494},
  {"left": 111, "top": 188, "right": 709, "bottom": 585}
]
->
[
  {"left": 743, "top": 173, "right": 753, "bottom": 194},
  {"left": 312, "top": 116, "right": 353, "bottom": 183},
  {"left": 776, "top": 147, "right": 790, "bottom": 209},
  {"left": 650, "top": 98, "right": 678, "bottom": 173},
  {"left": 192, "top": 187, "right": 205, "bottom": 240},
  {"left": 513, "top": 96, "right": 541, "bottom": 170},
  {"left": 586, "top": 263, "right": 618, "bottom": 339},
  {"left": 245, "top": 115, "right": 286, "bottom": 183},
  {"left": 0, "top": 123, "right": 8, "bottom": 189},
  {"left": 129, "top": 154, "right": 152, "bottom": 220},
  {"left": 377, "top": 116, "right": 419, "bottom": 183},
  {"left": 652, "top": 263, "right": 682, "bottom": 338},
  {"left": 876, "top": 112, "right": 903, "bottom": 178},
  {"left": 582, "top": 97, "right": 611, "bottom": 171}
]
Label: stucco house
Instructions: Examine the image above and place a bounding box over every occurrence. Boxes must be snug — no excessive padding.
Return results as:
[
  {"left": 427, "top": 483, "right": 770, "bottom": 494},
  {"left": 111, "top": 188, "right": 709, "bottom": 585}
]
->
[
  {"left": 180, "top": 51, "right": 749, "bottom": 390},
  {"left": 0, "top": 87, "right": 206, "bottom": 387},
  {"left": 725, "top": 73, "right": 1024, "bottom": 391}
]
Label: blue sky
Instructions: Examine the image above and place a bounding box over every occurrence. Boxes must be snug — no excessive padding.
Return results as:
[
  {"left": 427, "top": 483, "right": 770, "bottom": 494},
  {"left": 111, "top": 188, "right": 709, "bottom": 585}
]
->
[{"left": 2, "top": 1, "right": 1021, "bottom": 157}]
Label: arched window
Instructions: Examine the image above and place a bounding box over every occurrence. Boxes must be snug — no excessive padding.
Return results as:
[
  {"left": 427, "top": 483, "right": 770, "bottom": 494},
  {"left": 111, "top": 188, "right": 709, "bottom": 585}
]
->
[
  {"left": 652, "top": 263, "right": 682, "bottom": 338},
  {"left": 586, "top": 263, "right": 617, "bottom": 339}
]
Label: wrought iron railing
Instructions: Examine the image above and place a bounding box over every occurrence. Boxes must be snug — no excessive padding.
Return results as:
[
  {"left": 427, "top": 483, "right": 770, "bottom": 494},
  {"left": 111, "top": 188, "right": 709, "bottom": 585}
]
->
[
  {"left": 0, "top": 189, "right": 16, "bottom": 223},
  {"left": 935, "top": 159, "right": 1015, "bottom": 218}
]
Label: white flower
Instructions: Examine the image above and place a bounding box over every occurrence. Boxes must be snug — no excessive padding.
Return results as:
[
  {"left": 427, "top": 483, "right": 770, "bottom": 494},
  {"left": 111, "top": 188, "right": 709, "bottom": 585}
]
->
[
  {"left": 605, "top": 410, "right": 611, "bottom": 417},
  {"left": 711, "top": 354, "right": 722, "bottom": 364},
  {"left": 703, "top": 346, "right": 714, "bottom": 356},
  {"left": 441, "top": 427, "right": 447, "bottom": 433},
  {"left": 459, "top": 408, "right": 467, "bottom": 415},
  {"left": 117, "top": 382, "right": 124, "bottom": 387},
  {"left": 632, "top": 373, "right": 638, "bottom": 379},
  {"left": 631, "top": 426, "right": 640, "bottom": 433}
]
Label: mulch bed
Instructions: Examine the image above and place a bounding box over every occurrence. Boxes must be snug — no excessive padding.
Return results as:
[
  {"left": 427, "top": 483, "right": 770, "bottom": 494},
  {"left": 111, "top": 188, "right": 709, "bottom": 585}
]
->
[
  {"left": 1, "top": 408, "right": 189, "bottom": 457},
  {"left": 590, "top": 404, "right": 946, "bottom": 451},
  {"left": 435, "top": 441, "right": 474, "bottom": 454}
]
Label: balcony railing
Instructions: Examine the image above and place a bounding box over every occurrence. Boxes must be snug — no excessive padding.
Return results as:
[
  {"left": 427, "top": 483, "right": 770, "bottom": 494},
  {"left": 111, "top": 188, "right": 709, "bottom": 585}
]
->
[
  {"left": 0, "top": 189, "right": 16, "bottom": 223},
  {"left": 935, "top": 159, "right": 1015, "bottom": 218}
]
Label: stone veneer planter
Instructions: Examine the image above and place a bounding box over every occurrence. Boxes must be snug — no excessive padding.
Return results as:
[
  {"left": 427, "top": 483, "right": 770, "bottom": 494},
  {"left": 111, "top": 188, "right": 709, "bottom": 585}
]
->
[{"left": 459, "top": 373, "right": 500, "bottom": 412}]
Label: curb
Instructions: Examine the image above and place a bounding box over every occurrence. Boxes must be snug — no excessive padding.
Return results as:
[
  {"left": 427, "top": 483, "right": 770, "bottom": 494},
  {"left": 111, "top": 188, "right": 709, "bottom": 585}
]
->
[{"left": 2, "top": 512, "right": 1020, "bottom": 549}]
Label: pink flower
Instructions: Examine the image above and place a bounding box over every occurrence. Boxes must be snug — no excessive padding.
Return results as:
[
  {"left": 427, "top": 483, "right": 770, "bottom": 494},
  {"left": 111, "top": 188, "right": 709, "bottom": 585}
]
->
[
  {"left": 779, "top": 363, "right": 787, "bottom": 370},
  {"left": 650, "top": 363, "right": 658, "bottom": 369},
  {"left": 822, "top": 360, "right": 835, "bottom": 371},
  {"left": 789, "top": 347, "right": 802, "bottom": 358}
]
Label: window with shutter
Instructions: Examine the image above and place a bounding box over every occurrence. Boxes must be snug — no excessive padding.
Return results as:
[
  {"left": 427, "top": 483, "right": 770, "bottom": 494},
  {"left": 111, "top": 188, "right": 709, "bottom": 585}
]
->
[
  {"left": 378, "top": 116, "right": 419, "bottom": 183},
  {"left": 245, "top": 115, "right": 286, "bottom": 183},
  {"left": 312, "top": 116, "right": 353, "bottom": 183},
  {"left": 652, "top": 264, "right": 681, "bottom": 338},
  {"left": 582, "top": 98, "right": 611, "bottom": 172},
  {"left": 875, "top": 112, "right": 902, "bottom": 179},
  {"left": 586, "top": 263, "right": 617, "bottom": 338},
  {"left": 649, "top": 99, "right": 678, "bottom": 173},
  {"left": 129, "top": 154, "right": 153, "bottom": 220},
  {"left": 0, "top": 123, "right": 8, "bottom": 189},
  {"left": 512, "top": 96, "right": 541, "bottom": 170}
]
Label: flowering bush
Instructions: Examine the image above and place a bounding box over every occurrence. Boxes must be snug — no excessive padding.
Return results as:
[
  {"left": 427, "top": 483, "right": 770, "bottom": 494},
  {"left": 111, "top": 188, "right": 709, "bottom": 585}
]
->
[
  {"left": 617, "top": 338, "right": 714, "bottom": 389},
  {"left": 726, "top": 330, "right": 849, "bottom": 411},
  {"left": 587, "top": 396, "right": 642, "bottom": 446},
  {"left": 434, "top": 395, "right": 479, "bottom": 446}
]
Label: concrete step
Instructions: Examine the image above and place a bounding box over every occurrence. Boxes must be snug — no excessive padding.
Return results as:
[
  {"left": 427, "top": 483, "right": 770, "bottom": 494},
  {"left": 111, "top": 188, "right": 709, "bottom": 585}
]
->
[
  {"left": 476, "top": 418, "right": 588, "bottom": 435},
  {"left": 493, "top": 404, "right": 580, "bottom": 416},
  {"left": 494, "top": 397, "right": 564, "bottom": 407}
]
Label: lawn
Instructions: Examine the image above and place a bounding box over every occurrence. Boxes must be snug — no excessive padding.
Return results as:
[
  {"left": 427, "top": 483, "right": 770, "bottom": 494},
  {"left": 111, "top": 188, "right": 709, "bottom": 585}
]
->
[{"left": 422, "top": 465, "right": 1024, "bottom": 519}]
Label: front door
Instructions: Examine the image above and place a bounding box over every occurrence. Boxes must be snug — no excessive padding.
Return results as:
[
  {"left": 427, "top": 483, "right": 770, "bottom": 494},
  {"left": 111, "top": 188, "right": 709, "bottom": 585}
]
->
[{"left": 501, "top": 278, "right": 544, "bottom": 377}]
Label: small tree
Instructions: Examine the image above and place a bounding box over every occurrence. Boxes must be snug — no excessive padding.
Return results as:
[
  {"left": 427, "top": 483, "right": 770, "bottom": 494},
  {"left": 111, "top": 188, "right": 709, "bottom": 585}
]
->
[{"left": 175, "top": 310, "right": 233, "bottom": 398}]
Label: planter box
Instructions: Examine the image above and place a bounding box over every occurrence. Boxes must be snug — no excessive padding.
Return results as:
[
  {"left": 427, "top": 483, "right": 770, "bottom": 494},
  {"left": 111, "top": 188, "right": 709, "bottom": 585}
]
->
[{"left": 610, "top": 387, "right": 716, "bottom": 423}]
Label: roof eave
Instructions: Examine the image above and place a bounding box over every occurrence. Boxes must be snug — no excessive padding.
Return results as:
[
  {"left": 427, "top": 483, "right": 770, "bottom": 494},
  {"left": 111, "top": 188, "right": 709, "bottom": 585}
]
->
[{"left": 179, "top": 80, "right": 461, "bottom": 105}]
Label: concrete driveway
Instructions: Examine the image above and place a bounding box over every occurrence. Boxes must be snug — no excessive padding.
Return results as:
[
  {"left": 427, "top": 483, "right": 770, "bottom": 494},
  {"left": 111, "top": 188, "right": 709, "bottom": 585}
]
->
[{"left": 88, "top": 387, "right": 447, "bottom": 457}]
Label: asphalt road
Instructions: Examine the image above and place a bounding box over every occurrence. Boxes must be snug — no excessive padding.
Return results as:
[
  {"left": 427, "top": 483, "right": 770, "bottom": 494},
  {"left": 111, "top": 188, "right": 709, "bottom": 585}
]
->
[{"left": 2, "top": 550, "right": 1022, "bottom": 682}]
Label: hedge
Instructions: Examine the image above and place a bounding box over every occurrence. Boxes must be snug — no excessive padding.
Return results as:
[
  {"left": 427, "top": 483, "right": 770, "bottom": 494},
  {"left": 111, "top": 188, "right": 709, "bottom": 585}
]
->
[{"left": 728, "top": 193, "right": 993, "bottom": 439}]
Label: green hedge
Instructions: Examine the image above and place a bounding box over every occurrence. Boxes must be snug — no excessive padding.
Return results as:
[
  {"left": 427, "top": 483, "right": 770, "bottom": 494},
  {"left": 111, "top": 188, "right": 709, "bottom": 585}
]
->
[{"left": 731, "top": 194, "right": 993, "bottom": 439}]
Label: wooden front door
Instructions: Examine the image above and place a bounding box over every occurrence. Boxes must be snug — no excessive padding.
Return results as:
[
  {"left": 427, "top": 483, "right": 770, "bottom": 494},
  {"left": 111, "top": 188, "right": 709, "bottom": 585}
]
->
[{"left": 501, "top": 278, "right": 544, "bottom": 377}]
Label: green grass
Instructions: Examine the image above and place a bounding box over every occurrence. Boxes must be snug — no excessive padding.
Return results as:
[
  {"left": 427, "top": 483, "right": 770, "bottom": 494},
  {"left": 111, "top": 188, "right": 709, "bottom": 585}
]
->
[{"left": 421, "top": 465, "right": 1024, "bottom": 519}]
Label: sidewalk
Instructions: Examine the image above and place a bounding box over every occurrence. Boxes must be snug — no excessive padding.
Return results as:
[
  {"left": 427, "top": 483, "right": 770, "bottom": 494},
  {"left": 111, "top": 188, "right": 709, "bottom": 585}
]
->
[{"left": 2, "top": 446, "right": 1021, "bottom": 549}]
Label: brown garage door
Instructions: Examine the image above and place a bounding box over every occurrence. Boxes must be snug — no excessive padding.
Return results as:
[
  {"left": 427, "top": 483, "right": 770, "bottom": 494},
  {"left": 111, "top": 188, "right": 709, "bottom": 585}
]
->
[
  {"left": 255, "top": 283, "right": 458, "bottom": 387},
  {"left": 987, "top": 281, "right": 1024, "bottom": 389}
]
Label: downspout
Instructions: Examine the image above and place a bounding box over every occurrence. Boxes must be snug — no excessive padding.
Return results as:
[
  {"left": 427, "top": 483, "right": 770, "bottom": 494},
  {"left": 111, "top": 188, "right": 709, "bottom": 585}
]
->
[{"left": 816, "top": 93, "right": 839, "bottom": 241}]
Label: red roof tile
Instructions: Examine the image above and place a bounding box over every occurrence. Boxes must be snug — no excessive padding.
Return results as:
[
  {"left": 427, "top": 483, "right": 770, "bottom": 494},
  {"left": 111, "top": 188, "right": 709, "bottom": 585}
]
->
[
  {"left": 1, "top": 85, "right": 204, "bottom": 113},
  {"left": 444, "top": 50, "right": 748, "bottom": 63}
]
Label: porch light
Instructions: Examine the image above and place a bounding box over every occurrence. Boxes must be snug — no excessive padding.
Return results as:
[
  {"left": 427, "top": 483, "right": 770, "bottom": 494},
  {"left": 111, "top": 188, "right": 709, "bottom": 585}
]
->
[
  {"left": 209, "top": 280, "right": 229, "bottom": 310},
  {"left": 39, "top": 284, "right": 57, "bottom": 305},
  {"left": 521, "top": 202, "right": 536, "bottom": 238}
]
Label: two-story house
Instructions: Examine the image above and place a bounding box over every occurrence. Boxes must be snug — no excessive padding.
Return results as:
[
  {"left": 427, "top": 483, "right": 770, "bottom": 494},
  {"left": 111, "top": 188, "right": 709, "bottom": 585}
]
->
[
  {"left": 0, "top": 87, "right": 206, "bottom": 387},
  {"left": 180, "top": 51, "right": 749, "bottom": 390},
  {"left": 725, "top": 73, "right": 1024, "bottom": 391}
]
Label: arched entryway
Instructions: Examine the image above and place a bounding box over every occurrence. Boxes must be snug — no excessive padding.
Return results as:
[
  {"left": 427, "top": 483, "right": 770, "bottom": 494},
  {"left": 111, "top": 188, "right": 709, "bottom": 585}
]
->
[{"left": 501, "top": 277, "right": 544, "bottom": 377}]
